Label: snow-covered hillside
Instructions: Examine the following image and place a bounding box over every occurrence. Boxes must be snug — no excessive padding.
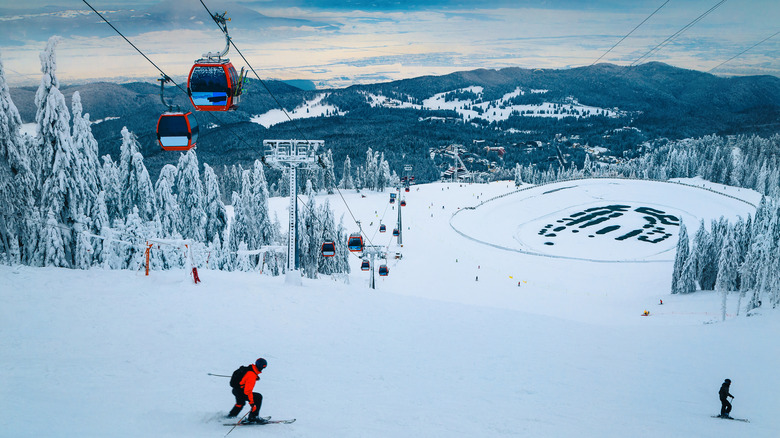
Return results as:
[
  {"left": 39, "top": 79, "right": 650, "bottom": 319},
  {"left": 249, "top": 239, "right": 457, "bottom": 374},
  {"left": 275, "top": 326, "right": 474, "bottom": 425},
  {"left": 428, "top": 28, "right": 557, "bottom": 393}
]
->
[{"left": 2, "top": 179, "right": 778, "bottom": 438}]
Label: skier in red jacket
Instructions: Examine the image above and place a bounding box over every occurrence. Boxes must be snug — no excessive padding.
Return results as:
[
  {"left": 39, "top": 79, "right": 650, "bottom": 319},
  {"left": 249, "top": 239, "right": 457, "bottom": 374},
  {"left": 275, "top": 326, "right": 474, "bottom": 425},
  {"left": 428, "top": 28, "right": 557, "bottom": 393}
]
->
[{"left": 227, "top": 358, "right": 267, "bottom": 423}]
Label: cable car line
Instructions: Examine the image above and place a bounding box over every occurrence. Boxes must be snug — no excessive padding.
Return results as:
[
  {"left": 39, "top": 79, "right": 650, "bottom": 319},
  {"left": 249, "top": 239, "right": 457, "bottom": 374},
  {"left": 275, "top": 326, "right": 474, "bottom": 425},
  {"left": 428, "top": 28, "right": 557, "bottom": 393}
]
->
[
  {"left": 589, "top": 0, "right": 671, "bottom": 67},
  {"left": 630, "top": 0, "right": 728, "bottom": 67},
  {"left": 81, "top": 0, "right": 262, "bottom": 155},
  {"left": 708, "top": 30, "right": 780, "bottom": 73}
]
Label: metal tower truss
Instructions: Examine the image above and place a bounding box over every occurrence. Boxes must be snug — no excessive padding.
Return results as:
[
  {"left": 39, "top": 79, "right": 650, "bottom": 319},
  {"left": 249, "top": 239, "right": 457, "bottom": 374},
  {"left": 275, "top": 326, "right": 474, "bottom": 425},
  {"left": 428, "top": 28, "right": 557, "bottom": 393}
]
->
[{"left": 263, "top": 139, "right": 323, "bottom": 277}]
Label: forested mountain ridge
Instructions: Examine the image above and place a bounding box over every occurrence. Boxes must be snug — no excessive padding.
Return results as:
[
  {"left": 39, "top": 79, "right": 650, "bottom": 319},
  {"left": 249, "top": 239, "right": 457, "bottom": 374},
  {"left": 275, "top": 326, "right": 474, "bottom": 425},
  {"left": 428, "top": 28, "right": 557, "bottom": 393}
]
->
[{"left": 9, "top": 62, "right": 780, "bottom": 183}]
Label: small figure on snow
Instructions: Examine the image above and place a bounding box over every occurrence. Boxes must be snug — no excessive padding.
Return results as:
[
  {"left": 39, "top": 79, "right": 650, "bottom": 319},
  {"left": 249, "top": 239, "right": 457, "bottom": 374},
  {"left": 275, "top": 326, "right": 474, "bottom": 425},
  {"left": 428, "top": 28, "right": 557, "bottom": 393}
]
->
[
  {"left": 659, "top": 299, "right": 663, "bottom": 305},
  {"left": 227, "top": 358, "right": 268, "bottom": 424},
  {"left": 642, "top": 310, "right": 650, "bottom": 316},
  {"left": 719, "top": 379, "right": 734, "bottom": 418}
]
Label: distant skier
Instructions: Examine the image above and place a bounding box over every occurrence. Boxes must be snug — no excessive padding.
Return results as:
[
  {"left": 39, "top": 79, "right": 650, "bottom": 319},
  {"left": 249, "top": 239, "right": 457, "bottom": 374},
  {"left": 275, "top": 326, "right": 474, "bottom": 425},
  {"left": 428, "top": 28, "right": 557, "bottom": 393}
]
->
[
  {"left": 227, "top": 358, "right": 268, "bottom": 424},
  {"left": 719, "top": 379, "right": 734, "bottom": 418}
]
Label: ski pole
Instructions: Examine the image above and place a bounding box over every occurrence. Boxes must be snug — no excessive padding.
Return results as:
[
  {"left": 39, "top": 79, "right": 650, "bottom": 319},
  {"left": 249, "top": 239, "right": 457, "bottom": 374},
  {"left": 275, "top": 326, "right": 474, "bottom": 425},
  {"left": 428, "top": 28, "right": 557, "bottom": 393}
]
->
[
  {"left": 208, "top": 373, "right": 231, "bottom": 378},
  {"left": 224, "top": 411, "right": 250, "bottom": 437}
]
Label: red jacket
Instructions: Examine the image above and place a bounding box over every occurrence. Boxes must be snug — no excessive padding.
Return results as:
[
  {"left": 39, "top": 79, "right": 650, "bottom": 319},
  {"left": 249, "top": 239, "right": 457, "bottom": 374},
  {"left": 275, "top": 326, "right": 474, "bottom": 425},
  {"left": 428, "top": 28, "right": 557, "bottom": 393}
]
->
[{"left": 239, "top": 364, "right": 261, "bottom": 404}]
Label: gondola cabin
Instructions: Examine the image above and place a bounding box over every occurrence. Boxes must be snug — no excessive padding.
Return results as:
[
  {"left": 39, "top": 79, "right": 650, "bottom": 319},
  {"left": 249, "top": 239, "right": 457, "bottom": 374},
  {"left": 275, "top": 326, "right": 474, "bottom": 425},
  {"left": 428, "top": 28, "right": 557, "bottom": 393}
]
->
[
  {"left": 400, "top": 200, "right": 406, "bottom": 207},
  {"left": 157, "top": 112, "right": 198, "bottom": 151},
  {"left": 378, "top": 264, "right": 389, "bottom": 276},
  {"left": 379, "top": 224, "right": 386, "bottom": 233},
  {"left": 347, "top": 234, "right": 364, "bottom": 252},
  {"left": 188, "top": 60, "right": 242, "bottom": 111},
  {"left": 389, "top": 193, "right": 396, "bottom": 204},
  {"left": 392, "top": 228, "right": 399, "bottom": 237},
  {"left": 405, "top": 187, "right": 410, "bottom": 192},
  {"left": 321, "top": 241, "right": 336, "bottom": 257},
  {"left": 360, "top": 259, "right": 370, "bottom": 271}
]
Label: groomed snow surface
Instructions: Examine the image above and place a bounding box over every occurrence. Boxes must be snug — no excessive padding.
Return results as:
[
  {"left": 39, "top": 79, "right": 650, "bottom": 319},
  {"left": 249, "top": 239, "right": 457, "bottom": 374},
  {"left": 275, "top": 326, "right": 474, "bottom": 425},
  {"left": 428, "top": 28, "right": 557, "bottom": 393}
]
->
[{"left": 2, "top": 178, "right": 778, "bottom": 438}]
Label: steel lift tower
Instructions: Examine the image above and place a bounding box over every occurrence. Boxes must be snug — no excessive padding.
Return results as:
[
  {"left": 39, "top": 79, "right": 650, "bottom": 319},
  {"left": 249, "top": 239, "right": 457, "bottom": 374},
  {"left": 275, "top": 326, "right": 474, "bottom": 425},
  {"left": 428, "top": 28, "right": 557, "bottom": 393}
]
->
[{"left": 264, "top": 139, "right": 323, "bottom": 284}]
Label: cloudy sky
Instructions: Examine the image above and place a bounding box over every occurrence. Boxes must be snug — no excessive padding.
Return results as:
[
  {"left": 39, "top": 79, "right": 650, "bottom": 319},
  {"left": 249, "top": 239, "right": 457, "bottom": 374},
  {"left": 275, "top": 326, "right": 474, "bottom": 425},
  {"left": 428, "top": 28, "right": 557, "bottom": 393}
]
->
[{"left": 0, "top": 0, "right": 777, "bottom": 87}]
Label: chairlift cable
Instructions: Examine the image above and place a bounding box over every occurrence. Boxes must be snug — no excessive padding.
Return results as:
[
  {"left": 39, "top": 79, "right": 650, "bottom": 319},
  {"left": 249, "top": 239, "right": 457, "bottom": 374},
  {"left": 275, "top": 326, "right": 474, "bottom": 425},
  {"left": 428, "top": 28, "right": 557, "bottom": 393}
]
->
[{"left": 708, "top": 30, "right": 780, "bottom": 73}]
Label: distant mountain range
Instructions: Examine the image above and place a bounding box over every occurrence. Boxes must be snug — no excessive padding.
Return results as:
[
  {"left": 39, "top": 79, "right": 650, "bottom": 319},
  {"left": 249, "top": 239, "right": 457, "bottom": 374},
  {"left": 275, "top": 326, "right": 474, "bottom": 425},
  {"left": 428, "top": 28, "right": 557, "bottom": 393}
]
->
[{"left": 9, "top": 62, "right": 780, "bottom": 184}]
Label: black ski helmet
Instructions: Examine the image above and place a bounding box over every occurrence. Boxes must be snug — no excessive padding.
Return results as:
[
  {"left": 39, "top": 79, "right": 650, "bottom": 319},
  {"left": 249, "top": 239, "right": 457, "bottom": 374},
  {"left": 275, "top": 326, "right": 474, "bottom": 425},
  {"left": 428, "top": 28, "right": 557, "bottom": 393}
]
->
[
  {"left": 724, "top": 379, "right": 731, "bottom": 384},
  {"left": 255, "top": 358, "right": 267, "bottom": 370}
]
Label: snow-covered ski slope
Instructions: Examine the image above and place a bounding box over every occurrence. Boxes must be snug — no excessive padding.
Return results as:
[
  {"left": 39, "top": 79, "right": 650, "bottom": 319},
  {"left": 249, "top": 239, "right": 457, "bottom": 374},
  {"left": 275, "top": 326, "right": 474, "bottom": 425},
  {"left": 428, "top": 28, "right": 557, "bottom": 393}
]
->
[{"left": 2, "top": 178, "right": 778, "bottom": 438}]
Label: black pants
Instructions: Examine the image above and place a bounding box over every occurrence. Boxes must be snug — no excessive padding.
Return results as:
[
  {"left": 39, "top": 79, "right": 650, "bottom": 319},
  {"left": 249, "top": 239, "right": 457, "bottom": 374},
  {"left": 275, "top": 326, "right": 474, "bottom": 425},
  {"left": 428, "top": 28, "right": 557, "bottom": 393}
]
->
[
  {"left": 228, "top": 388, "right": 263, "bottom": 418},
  {"left": 720, "top": 397, "right": 732, "bottom": 416}
]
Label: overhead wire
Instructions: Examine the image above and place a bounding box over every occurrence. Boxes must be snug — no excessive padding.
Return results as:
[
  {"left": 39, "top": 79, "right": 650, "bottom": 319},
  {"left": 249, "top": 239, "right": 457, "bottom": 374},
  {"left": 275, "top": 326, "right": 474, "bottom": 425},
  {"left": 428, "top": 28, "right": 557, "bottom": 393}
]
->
[
  {"left": 630, "top": 0, "right": 728, "bottom": 67},
  {"left": 708, "top": 30, "right": 780, "bottom": 73},
  {"left": 589, "top": 0, "right": 671, "bottom": 67},
  {"left": 81, "top": 0, "right": 263, "bottom": 156}
]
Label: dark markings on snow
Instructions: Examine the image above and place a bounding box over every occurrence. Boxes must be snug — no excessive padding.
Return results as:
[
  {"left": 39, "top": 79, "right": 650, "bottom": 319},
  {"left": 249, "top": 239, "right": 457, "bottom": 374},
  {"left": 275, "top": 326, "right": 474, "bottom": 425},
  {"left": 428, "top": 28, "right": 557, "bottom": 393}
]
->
[{"left": 539, "top": 205, "right": 679, "bottom": 245}]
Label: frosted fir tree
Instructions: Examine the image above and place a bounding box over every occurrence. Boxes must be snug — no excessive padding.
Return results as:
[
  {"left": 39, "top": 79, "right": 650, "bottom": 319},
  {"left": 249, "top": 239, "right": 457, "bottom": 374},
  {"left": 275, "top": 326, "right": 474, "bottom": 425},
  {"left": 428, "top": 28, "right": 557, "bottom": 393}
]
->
[
  {"left": 335, "top": 216, "right": 350, "bottom": 275},
  {"left": 38, "top": 87, "right": 82, "bottom": 267},
  {"left": 91, "top": 191, "right": 110, "bottom": 265},
  {"left": 154, "top": 164, "right": 180, "bottom": 237},
  {"left": 0, "top": 53, "right": 35, "bottom": 264},
  {"left": 41, "top": 209, "right": 66, "bottom": 268},
  {"left": 70, "top": 91, "right": 101, "bottom": 219},
  {"left": 513, "top": 163, "right": 521, "bottom": 186},
  {"left": 176, "top": 150, "right": 206, "bottom": 243},
  {"left": 236, "top": 241, "right": 252, "bottom": 272},
  {"left": 118, "top": 128, "right": 154, "bottom": 220},
  {"left": 73, "top": 211, "right": 93, "bottom": 270},
  {"left": 323, "top": 149, "right": 336, "bottom": 194},
  {"left": 250, "top": 160, "right": 275, "bottom": 247},
  {"left": 364, "top": 148, "right": 378, "bottom": 191},
  {"left": 670, "top": 222, "right": 690, "bottom": 294},
  {"left": 340, "top": 155, "right": 354, "bottom": 190},
  {"left": 716, "top": 227, "right": 739, "bottom": 320},
  {"left": 226, "top": 190, "right": 245, "bottom": 271},
  {"left": 203, "top": 164, "right": 227, "bottom": 246},
  {"left": 298, "top": 192, "right": 319, "bottom": 278},
  {"left": 692, "top": 220, "right": 717, "bottom": 290},
  {"left": 99, "top": 155, "right": 123, "bottom": 222},
  {"left": 377, "top": 154, "right": 391, "bottom": 192},
  {"left": 32, "top": 36, "right": 63, "bottom": 188}
]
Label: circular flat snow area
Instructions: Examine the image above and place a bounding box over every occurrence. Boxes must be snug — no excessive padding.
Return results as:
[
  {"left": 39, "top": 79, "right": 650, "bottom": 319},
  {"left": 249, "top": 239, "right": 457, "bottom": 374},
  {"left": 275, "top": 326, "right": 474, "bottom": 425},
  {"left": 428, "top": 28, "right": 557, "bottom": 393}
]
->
[{"left": 450, "top": 179, "right": 755, "bottom": 262}]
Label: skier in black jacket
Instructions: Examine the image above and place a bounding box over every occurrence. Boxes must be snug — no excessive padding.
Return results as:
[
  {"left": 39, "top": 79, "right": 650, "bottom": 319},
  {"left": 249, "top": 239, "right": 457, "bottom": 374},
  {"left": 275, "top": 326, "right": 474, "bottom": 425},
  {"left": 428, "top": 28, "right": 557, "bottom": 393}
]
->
[{"left": 719, "top": 379, "right": 734, "bottom": 417}]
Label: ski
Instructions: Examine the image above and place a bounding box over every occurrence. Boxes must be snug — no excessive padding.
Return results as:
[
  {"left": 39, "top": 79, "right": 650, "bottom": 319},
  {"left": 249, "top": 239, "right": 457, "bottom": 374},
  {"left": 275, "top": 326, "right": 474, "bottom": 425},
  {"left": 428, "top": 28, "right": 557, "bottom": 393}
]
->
[
  {"left": 712, "top": 415, "right": 749, "bottom": 422},
  {"left": 224, "top": 418, "right": 296, "bottom": 426}
]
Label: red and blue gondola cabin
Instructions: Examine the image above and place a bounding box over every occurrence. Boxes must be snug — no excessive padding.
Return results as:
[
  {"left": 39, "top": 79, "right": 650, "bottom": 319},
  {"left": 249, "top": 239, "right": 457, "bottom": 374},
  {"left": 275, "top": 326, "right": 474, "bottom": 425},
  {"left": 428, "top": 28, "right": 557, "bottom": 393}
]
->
[
  {"left": 379, "top": 224, "right": 386, "bottom": 233},
  {"left": 378, "top": 265, "right": 389, "bottom": 276},
  {"left": 347, "top": 234, "right": 364, "bottom": 252},
  {"left": 187, "top": 60, "right": 241, "bottom": 111},
  {"left": 360, "top": 260, "right": 370, "bottom": 271},
  {"left": 321, "top": 241, "right": 336, "bottom": 257},
  {"left": 400, "top": 200, "right": 406, "bottom": 207},
  {"left": 392, "top": 228, "right": 399, "bottom": 236},
  {"left": 157, "top": 112, "right": 198, "bottom": 151}
]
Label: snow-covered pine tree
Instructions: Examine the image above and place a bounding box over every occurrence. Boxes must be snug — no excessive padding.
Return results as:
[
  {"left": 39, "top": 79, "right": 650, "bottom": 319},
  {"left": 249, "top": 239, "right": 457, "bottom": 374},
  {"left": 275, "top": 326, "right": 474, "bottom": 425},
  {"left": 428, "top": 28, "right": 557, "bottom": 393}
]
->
[
  {"left": 73, "top": 210, "right": 93, "bottom": 269},
  {"left": 0, "top": 53, "right": 34, "bottom": 265},
  {"left": 692, "top": 220, "right": 717, "bottom": 290},
  {"left": 154, "top": 164, "right": 179, "bottom": 237},
  {"left": 364, "top": 148, "right": 377, "bottom": 191},
  {"left": 377, "top": 154, "right": 391, "bottom": 192},
  {"left": 91, "top": 191, "right": 110, "bottom": 265},
  {"left": 299, "top": 191, "right": 319, "bottom": 278},
  {"left": 176, "top": 150, "right": 206, "bottom": 243},
  {"left": 71, "top": 91, "right": 101, "bottom": 219},
  {"left": 117, "top": 127, "right": 154, "bottom": 221},
  {"left": 251, "top": 160, "right": 275, "bottom": 247},
  {"left": 716, "top": 226, "right": 739, "bottom": 320},
  {"left": 32, "top": 36, "right": 63, "bottom": 190},
  {"left": 226, "top": 190, "right": 245, "bottom": 271},
  {"left": 323, "top": 149, "right": 336, "bottom": 194},
  {"left": 203, "top": 163, "right": 227, "bottom": 247},
  {"left": 340, "top": 155, "right": 354, "bottom": 189},
  {"left": 99, "top": 155, "right": 122, "bottom": 222},
  {"left": 40, "top": 209, "right": 66, "bottom": 267},
  {"left": 513, "top": 163, "right": 523, "bottom": 186},
  {"left": 335, "top": 215, "right": 350, "bottom": 275},
  {"left": 670, "top": 221, "right": 690, "bottom": 294}
]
